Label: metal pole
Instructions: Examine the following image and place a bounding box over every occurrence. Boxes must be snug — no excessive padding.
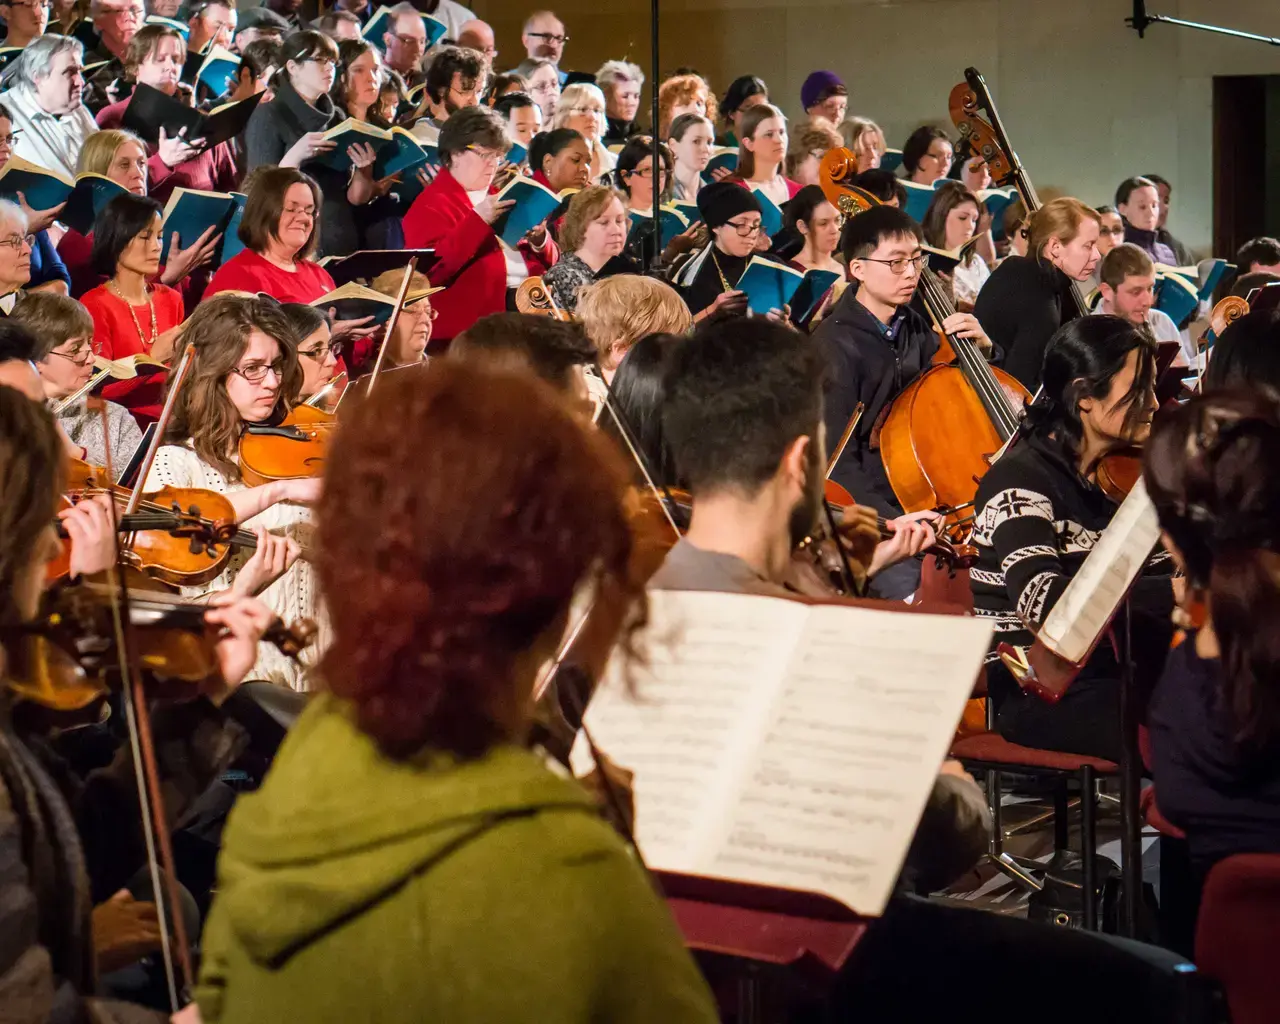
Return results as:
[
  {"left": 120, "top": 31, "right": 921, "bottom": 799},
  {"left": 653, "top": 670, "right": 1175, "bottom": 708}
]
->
[{"left": 650, "top": 0, "right": 662, "bottom": 270}]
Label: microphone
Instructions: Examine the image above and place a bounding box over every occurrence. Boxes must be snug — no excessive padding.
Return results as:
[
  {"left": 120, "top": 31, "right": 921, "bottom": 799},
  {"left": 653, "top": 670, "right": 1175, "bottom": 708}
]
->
[{"left": 1127, "top": 0, "right": 1151, "bottom": 37}]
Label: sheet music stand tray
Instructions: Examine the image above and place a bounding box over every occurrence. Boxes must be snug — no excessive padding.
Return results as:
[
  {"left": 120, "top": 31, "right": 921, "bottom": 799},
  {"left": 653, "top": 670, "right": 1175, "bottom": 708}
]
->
[{"left": 657, "top": 872, "right": 868, "bottom": 1023}]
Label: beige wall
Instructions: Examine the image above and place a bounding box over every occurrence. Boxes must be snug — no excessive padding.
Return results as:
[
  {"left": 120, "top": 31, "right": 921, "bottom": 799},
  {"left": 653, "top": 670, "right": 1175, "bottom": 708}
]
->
[{"left": 472, "top": 0, "right": 1280, "bottom": 256}]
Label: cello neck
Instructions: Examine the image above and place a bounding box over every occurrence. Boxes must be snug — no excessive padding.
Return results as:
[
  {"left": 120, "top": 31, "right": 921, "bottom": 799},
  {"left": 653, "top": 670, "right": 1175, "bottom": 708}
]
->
[{"left": 918, "top": 266, "right": 1020, "bottom": 442}]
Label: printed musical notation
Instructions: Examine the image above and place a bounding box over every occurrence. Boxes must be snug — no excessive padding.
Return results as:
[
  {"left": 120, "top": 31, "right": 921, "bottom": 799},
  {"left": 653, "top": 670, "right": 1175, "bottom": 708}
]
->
[{"left": 573, "top": 591, "right": 992, "bottom": 916}]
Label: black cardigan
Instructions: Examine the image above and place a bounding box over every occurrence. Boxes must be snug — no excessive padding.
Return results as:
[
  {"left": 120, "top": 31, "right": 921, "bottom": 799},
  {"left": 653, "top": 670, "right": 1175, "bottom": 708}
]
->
[{"left": 973, "top": 256, "right": 1080, "bottom": 391}]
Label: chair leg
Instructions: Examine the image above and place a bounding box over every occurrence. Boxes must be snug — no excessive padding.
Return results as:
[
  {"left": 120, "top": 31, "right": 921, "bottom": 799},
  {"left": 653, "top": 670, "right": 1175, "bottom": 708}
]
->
[
  {"left": 1081, "top": 765, "right": 1098, "bottom": 931},
  {"left": 1053, "top": 781, "right": 1071, "bottom": 852},
  {"left": 987, "top": 767, "right": 1002, "bottom": 856}
]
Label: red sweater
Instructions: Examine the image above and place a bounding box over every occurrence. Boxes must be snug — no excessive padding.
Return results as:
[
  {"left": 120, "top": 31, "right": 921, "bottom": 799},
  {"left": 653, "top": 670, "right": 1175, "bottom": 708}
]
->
[
  {"left": 402, "top": 167, "right": 557, "bottom": 342},
  {"left": 96, "top": 98, "right": 239, "bottom": 205},
  {"left": 82, "top": 282, "right": 185, "bottom": 424},
  {"left": 206, "top": 249, "right": 335, "bottom": 303}
]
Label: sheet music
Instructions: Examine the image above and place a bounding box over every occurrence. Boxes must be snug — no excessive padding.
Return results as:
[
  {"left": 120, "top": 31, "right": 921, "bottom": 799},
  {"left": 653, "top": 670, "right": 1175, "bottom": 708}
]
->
[
  {"left": 575, "top": 591, "right": 992, "bottom": 916},
  {"left": 1037, "top": 478, "right": 1162, "bottom": 664}
]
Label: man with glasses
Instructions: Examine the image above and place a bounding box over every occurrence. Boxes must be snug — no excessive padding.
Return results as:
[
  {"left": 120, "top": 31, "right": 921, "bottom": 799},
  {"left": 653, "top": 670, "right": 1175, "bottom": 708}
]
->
[
  {"left": 0, "top": 35, "right": 97, "bottom": 177},
  {"left": 812, "top": 204, "right": 991, "bottom": 597},
  {"left": 455, "top": 18, "right": 494, "bottom": 65},
  {"left": 382, "top": 3, "right": 428, "bottom": 87},
  {"left": 520, "top": 9, "right": 567, "bottom": 84},
  {"left": 0, "top": 0, "right": 50, "bottom": 51},
  {"left": 82, "top": 0, "right": 145, "bottom": 111}
]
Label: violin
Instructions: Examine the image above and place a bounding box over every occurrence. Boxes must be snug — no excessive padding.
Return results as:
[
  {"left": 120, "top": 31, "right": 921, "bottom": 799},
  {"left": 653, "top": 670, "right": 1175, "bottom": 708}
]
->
[
  {"left": 238, "top": 405, "right": 335, "bottom": 486},
  {"left": 60, "top": 458, "right": 257, "bottom": 586},
  {"left": 5, "top": 581, "right": 316, "bottom": 713},
  {"left": 515, "top": 277, "right": 574, "bottom": 320}
]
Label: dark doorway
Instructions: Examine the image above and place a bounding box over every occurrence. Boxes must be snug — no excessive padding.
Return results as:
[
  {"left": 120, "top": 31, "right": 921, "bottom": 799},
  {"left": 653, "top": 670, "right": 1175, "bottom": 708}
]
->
[{"left": 1213, "top": 75, "right": 1280, "bottom": 260}]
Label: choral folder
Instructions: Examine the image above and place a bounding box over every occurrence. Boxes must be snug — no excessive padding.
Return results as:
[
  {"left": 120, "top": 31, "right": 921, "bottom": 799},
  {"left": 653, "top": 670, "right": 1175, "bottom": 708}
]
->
[{"left": 571, "top": 589, "right": 992, "bottom": 918}]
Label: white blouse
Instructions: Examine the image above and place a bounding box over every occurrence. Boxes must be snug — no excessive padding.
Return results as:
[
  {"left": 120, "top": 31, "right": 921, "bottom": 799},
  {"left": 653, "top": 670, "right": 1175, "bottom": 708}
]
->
[{"left": 144, "top": 443, "right": 330, "bottom": 692}]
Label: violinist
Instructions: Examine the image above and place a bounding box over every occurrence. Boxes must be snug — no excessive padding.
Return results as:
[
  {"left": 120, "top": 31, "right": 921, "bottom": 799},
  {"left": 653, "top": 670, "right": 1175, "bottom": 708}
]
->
[
  {"left": 0, "top": 386, "right": 274, "bottom": 1021},
  {"left": 970, "top": 316, "right": 1172, "bottom": 762},
  {"left": 13, "top": 291, "right": 142, "bottom": 467},
  {"left": 278, "top": 302, "right": 340, "bottom": 404},
  {"left": 651, "top": 316, "right": 990, "bottom": 891},
  {"left": 143, "top": 294, "right": 324, "bottom": 691},
  {"left": 812, "top": 205, "right": 988, "bottom": 596},
  {"left": 0, "top": 318, "right": 87, "bottom": 462},
  {"left": 193, "top": 362, "right": 721, "bottom": 1023},
  {"left": 1145, "top": 389, "right": 1280, "bottom": 878},
  {"left": 973, "top": 197, "right": 1100, "bottom": 390}
]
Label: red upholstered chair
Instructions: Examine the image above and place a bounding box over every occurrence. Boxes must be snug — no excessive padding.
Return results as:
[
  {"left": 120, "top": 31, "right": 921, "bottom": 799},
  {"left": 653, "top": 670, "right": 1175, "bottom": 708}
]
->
[{"left": 1195, "top": 853, "right": 1280, "bottom": 1024}]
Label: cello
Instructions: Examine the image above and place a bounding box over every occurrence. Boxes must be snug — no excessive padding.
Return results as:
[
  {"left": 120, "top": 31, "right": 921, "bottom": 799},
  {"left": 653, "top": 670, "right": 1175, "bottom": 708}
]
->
[{"left": 819, "top": 149, "right": 1031, "bottom": 532}]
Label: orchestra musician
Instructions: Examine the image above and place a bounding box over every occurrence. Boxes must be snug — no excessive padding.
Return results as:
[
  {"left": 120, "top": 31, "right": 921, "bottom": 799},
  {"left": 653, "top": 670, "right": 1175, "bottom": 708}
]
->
[
  {"left": 812, "top": 204, "right": 987, "bottom": 597},
  {"left": 970, "top": 316, "right": 1173, "bottom": 762},
  {"left": 1145, "top": 389, "right": 1280, "bottom": 880},
  {"left": 193, "top": 362, "right": 721, "bottom": 1023},
  {"left": 278, "top": 303, "right": 340, "bottom": 404},
  {"left": 13, "top": 291, "right": 142, "bottom": 466},
  {"left": 142, "top": 294, "right": 324, "bottom": 691},
  {"left": 973, "top": 197, "right": 1101, "bottom": 390},
  {"left": 0, "top": 385, "right": 273, "bottom": 1021}
]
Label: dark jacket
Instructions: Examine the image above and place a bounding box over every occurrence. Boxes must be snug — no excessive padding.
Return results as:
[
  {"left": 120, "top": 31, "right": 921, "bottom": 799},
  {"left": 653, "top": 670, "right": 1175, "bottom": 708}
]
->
[
  {"left": 812, "top": 289, "right": 939, "bottom": 517},
  {"left": 243, "top": 82, "right": 363, "bottom": 258},
  {"left": 973, "top": 255, "right": 1080, "bottom": 391},
  {"left": 1122, "top": 219, "right": 1179, "bottom": 268},
  {"left": 603, "top": 115, "right": 636, "bottom": 147}
]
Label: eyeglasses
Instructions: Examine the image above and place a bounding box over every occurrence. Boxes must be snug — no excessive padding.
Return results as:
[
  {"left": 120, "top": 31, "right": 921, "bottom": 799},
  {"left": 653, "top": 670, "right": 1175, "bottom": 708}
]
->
[
  {"left": 98, "top": 5, "right": 143, "bottom": 19},
  {"left": 526, "top": 31, "right": 568, "bottom": 44},
  {"left": 568, "top": 105, "right": 602, "bottom": 116},
  {"left": 407, "top": 302, "right": 438, "bottom": 320},
  {"left": 465, "top": 145, "right": 501, "bottom": 164},
  {"left": 628, "top": 166, "right": 666, "bottom": 179},
  {"left": 530, "top": 81, "right": 558, "bottom": 95},
  {"left": 49, "top": 340, "right": 94, "bottom": 363},
  {"left": 0, "top": 131, "right": 22, "bottom": 147},
  {"left": 282, "top": 204, "right": 316, "bottom": 218},
  {"left": 392, "top": 33, "right": 425, "bottom": 49},
  {"left": 0, "top": 234, "right": 34, "bottom": 251},
  {"left": 860, "top": 254, "right": 925, "bottom": 275},
  {"left": 298, "top": 344, "right": 335, "bottom": 361},
  {"left": 231, "top": 360, "right": 285, "bottom": 384},
  {"left": 723, "top": 219, "right": 762, "bottom": 237}
]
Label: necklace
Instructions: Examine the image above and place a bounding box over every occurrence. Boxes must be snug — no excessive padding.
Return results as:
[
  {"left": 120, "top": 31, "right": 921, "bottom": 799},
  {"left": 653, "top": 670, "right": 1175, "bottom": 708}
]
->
[
  {"left": 710, "top": 248, "right": 735, "bottom": 292},
  {"left": 107, "top": 279, "right": 158, "bottom": 351}
]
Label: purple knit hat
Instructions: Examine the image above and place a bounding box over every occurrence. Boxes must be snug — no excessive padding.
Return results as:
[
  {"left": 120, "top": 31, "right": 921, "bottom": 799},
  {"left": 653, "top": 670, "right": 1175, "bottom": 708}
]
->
[{"left": 801, "top": 70, "right": 845, "bottom": 111}]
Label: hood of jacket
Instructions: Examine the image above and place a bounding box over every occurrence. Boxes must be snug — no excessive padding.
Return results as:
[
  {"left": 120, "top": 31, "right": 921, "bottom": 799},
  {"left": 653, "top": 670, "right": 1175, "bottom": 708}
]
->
[{"left": 212, "top": 694, "right": 598, "bottom": 967}]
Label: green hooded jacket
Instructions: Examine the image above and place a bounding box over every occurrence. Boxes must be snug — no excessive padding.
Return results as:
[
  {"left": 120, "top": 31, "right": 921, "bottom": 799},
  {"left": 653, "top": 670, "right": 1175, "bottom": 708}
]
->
[{"left": 195, "top": 695, "right": 718, "bottom": 1023}]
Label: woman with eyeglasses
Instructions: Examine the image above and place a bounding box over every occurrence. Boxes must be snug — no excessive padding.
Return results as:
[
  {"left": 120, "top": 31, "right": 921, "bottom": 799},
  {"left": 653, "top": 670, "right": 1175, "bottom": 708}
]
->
[
  {"left": 613, "top": 135, "right": 694, "bottom": 270},
  {"left": 403, "top": 106, "right": 558, "bottom": 347},
  {"left": 57, "top": 128, "right": 218, "bottom": 299},
  {"left": 0, "top": 198, "right": 34, "bottom": 308},
  {"left": 519, "top": 58, "right": 560, "bottom": 123},
  {"left": 0, "top": 102, "right": 69, "bottom": 297},
  {"left": 672, "top": 180, "right": 778, "bottom": 320},
  {"left": 552, "top": 82, "right": 615, "bottom": 182},
  {"left": 726, "top": 103, "right": 800, "bottom": 207},
  {"left": 279, "top": 302, "right": 340, "bottom": 404},
  {"left": 357, "top": 267, "right": 441, "bottom": 369},
  {"left": 13, "top": 289, "right": 142, "bottom": 465},
  {"left": 901, "top": 126, "right": 954, "bottom": 187},
  {"left": 143, "top": 293, "right": 329, "bottom": 691},
  {"left": 245, "top": 31, "right": 385, "bottom": 256},
  {"left": 79, "top": 193, "right": 185, "bottom": 421}
]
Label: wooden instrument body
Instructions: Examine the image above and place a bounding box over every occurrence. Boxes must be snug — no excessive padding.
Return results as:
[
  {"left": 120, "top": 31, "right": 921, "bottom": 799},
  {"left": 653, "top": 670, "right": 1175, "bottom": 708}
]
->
[
  {"left": 880, "top": 362, "right": 1028, "bottom": 518},
  {"left": 238, "top": 406, "right": 334, "bottom": 486}
]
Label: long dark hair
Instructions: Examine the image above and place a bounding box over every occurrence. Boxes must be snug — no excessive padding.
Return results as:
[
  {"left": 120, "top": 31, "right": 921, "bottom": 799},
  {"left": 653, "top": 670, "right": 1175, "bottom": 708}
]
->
[
  {"left": 1022, "top": 315, "right": 1156, "bottom": 464},
  {"left": 602, "top": 332, "right": 682, "bottom": 489},
  {"left": 1204, "top": 307, "right": 1280, "bottom": 391},
  {"left": 1144, "top": 388, "right": 1280, "bottom": 751}
]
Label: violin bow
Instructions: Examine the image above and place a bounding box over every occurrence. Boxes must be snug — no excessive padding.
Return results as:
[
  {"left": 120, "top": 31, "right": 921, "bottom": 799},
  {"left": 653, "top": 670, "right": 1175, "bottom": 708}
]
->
[
  {"left": 304, "top": 370, "right": 347, "bottom": 409},
  {"left": 123, "top": 344, "right": 195, "bottom": 518},
  {"left": 598, "top": 381, "right": 681, "bottom": 540},
  {"left": 825, "top": 402, "right": 864, "bottom": 479},
  {"left": 97, "top": 405, "right": 194, "bottom": 1010},
  {"left": 360, "top": 258, "right": 419, "bottom": 398}
]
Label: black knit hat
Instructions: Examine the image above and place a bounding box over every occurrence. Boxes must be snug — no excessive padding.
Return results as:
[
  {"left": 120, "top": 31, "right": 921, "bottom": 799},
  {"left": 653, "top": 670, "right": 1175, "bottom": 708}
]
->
[{"left": 697, "top": 181, "right": 762, "bottom": 230}]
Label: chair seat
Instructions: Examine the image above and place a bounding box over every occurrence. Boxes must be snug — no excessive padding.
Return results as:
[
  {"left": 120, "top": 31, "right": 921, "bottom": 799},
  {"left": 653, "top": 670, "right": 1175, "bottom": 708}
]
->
[
  {"left": 1140, "top": 785, "right": 1186, "bottom": 840},
  {"left": 950, "top": 731, "right": 1118, "bottom": 773}
]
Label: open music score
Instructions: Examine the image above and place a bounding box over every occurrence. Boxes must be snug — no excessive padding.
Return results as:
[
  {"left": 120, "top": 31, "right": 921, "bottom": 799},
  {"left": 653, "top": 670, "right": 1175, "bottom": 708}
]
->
[
  {"left": 571, "top": 590, "right": 992, "bottom": 917},
  {"left": 1037, "top": 478, "right": 1162, "bottom": 666}
]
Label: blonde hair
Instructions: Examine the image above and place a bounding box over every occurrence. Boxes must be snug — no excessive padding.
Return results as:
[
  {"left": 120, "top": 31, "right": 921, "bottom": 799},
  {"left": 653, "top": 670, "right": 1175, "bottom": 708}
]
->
[
  {"left": 576, "top": 275, "right": 692, "bottom": 369},
  {"left": 842, "top": 116, "right": 886, "bottom": 157},
  {"left": 786, "top": 121, "right": 841, "bottom": 180},
  {"left": 76, "top": 129, "right": 146, "bottom": 177},
  {"left": 657, "top": 73, "right": 717, "bottom": 138},
  {"left": 553, "top": 82, "right": 606, "bottom": 136},
  {"left": 1027, "top": 197, "right": 1101, "bottom": 260},
  {"left": 559, "top": 185, "right": 625, "bottom": 252}
]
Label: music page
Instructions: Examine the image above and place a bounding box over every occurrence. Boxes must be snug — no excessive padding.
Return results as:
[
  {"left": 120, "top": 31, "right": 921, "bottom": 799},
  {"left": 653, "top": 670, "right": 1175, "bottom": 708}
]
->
[
  {"left": 1038, "top": 479, "right": 1162, "bottom": 664},
  {"left": 575, "top": 590, "right": 992, "bottom": 916}
]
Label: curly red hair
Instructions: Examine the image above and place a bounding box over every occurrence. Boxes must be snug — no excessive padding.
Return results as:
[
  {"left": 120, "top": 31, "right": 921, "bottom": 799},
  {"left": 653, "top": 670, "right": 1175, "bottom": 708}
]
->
[{"left": 315, "top": 362, "right": 642, "bottom": 760}]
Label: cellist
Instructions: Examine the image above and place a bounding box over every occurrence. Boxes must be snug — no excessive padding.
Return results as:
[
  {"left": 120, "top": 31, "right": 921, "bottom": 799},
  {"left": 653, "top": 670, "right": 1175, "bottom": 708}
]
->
[
  {"left": 812, "top": 205, "right": 990, "bottom": 597},
  {"left": 0, "top": 386, "right": 272, "bottom": 1022}
]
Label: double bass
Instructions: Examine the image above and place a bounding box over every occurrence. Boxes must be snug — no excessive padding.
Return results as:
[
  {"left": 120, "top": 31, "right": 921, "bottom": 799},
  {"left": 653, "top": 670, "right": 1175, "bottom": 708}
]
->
[{"left": 819, "top": 150, "right": 1031, "bottom": 533}]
